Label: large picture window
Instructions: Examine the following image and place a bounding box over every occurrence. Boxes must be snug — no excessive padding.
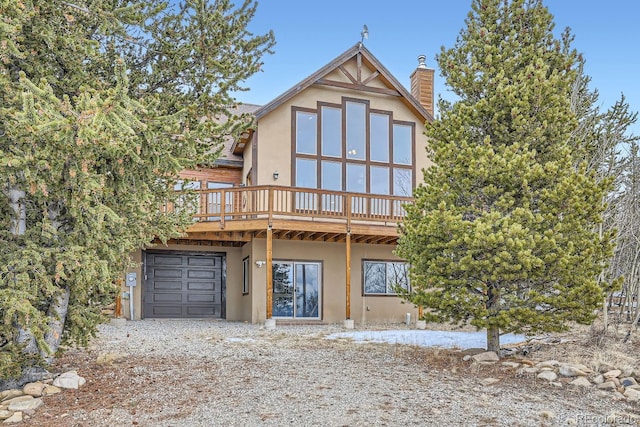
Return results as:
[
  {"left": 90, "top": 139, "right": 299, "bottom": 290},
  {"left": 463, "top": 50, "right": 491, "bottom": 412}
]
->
[
  {"left": 292, "top": 98, "right": 415, "bottom": 198},
  {"left": 363, "top": 261, "right": 410, "bottom": 295}
]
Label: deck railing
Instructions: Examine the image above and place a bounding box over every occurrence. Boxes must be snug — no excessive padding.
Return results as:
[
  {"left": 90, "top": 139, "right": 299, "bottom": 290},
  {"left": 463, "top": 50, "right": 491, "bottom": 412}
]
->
[{"left": 181, "top": 185, "right": 412, "bottom": 228}]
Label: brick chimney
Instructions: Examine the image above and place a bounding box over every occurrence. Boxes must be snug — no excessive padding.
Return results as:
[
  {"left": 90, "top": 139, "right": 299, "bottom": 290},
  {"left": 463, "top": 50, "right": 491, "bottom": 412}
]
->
[{"left": 410, "top": 55, "right": 434, "bottom": 118}]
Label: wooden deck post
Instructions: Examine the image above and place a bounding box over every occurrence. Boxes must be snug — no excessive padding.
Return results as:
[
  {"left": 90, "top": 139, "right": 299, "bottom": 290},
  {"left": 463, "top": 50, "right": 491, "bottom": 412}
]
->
[
  {"left": 345, "top": 232, "right": 351, "bottom": 320},
  {"left": 266, "top": 226, "right": 273, "bottom": 319}
]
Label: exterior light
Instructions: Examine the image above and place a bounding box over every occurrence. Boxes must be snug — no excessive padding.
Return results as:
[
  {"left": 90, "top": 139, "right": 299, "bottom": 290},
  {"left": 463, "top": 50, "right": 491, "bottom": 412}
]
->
[{"left": 273, "top": 171, "right": 279, "bottom": 180}]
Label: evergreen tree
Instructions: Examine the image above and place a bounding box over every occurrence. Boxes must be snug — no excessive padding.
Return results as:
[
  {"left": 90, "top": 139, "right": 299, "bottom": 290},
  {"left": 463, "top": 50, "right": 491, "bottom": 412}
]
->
[
  {"left": 0, "top": 0, "right": 274, "bottom": 381},
  {"left": 396, "top": 0, "right": 615, "bottom": 352}
]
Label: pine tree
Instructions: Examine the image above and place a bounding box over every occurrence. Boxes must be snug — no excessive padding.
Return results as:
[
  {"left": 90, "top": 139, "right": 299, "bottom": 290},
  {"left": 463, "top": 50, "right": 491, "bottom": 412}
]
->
[
  {"left": 0, "top": 0, "right": 274, "bottom": 381},
  {"left": 396, "top": 0, "right": 615, "bottom": 352}
]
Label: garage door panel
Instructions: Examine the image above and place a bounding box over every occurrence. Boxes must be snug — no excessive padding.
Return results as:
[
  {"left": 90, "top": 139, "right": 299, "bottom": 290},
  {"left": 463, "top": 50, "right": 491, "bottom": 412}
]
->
[
  {"left": 153, "top": 268, "right": 183, "bottom": 279},
  {"left": 152, "top": 255, "right": 183, "bottom": 265},
  {"left": 187, "top": 257, "right": 217, "bottom": 267},
  {"left": 187, "top": 269, "right": 215, "bottom": 279},
  {"left": 187, "top": 305, "right": 221, "bottom": 317},
  {"left": 151, "top": 292, "right": 183, "bottom": 303},
  {"left": 150, "top": 305, "right": 183, "bottom": 317},
  {"left": 151, "top": 280, "right": 183, "bottom": 291},
  {"left": 144, "top": 251, "right": 225, "bottom": 319},
  {"left": 187, "top": 293, "right": 219, "bottom": 303},
  {"left": 187, "top": 280, "right": 220, "bottom": 291}
]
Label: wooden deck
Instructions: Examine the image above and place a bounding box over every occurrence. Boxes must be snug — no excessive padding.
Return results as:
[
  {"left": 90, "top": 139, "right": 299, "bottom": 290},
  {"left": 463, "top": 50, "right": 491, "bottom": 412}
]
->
[{"left": 170, "top": 185, "right": 411, "bottom": 245}]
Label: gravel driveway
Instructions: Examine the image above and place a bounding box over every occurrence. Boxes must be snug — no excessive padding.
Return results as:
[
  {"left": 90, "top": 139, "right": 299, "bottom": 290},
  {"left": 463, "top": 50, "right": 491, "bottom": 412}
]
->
[{"left": 23, "top": 320, "right": 638, "bottom": 426}]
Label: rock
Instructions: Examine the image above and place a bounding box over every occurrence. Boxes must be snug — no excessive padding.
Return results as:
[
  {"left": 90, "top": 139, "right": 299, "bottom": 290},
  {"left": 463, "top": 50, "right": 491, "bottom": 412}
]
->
[
  {"left": 559, "top": 365, "right": 588, "bottom": 377},
  {"left": 22, "top": 382, "right": 46, "bottom": 397},
  {"left": 0, "top": 391, "right": 22, "bottom": 402},
  {"left": 621, "top": 377, "right": 638, "bottom": 387},
  {"left": 0, "top": 411, "right": 11, "bottom": 421},
  {"left": 592, "top": 374, "right": 605, "bottom": 385},
  {"left": 8, "top": 398, "right": 42, "bottom": 412},
  {"left": 2, "top": 412, "right": 22, "bottom": 424},
  {"left": 481, "top": 378, "right": 500, "bottom": 386},
  {"left": 570, "top": 377, "right": 592, "bottom": 388},
  {"left": 537, "top": 371, "right": 558, "bottom": 382},
  {"left": 621, "top": 367, "right": 635, "bottom": 378},
  {"left": 597, "top": 381, "right": 617, "bottom": 390},
  {"left": 517, "top": 367, "right": 538, "bottom": 376},
  {"left": 96, "top": 353, "right": 125, "bottom": 366},
  {"left": 42, "top": 385, "right": 61, "bottom": 396},
  {"left": 53, "top": 371, "right": 86, "bottom": 389},
  {"left": 603, "top": 369, "right": 622, "bottom": 379},
  {"left": 501, "top": 361, "right": 520, "bottom": 368},
  {"left": 520, "top": 359, "right": 535, "bottom": 367},
  {"left": 462, "top": 355, "right": 472, "bottom": 362},
  {"left": 1, "top": 396, "right": 33, "bottom": 407},
  {"left": 471, "top": 351, "right": 499, "bottom": 363},
  {"left": 625, "top": 389, "right": 640, "bottom": 402},
  {"left": 536, "top": 360, "right": 560, "bottom": 369}
]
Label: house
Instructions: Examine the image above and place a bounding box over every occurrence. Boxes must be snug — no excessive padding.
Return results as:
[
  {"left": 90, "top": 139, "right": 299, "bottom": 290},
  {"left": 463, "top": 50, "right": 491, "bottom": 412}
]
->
[{"left": 122, "top": 43, "right": 434, "bottom": 325}]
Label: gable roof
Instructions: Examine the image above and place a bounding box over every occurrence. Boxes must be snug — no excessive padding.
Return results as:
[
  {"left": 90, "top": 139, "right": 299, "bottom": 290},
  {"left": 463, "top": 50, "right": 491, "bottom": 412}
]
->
[{"left": 253, "top": 43, "right": 434, "bottom": 123}]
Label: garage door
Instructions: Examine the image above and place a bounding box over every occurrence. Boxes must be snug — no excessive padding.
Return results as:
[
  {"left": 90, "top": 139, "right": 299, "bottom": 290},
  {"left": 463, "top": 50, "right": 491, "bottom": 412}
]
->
[{"left": 144, "top": 251, "right": 225, "bottom": 318}]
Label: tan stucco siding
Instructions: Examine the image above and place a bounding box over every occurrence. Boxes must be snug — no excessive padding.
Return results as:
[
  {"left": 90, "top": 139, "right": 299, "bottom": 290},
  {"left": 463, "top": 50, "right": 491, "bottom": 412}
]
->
[{"left": 248, "top": 238, "right": 416, "bottom": 324}]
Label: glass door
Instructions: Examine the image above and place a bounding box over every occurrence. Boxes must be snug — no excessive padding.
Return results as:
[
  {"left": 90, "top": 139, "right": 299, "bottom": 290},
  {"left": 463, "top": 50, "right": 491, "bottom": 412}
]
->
[{"left": 272, "top": 262, "right": 320, "bottom": 319}]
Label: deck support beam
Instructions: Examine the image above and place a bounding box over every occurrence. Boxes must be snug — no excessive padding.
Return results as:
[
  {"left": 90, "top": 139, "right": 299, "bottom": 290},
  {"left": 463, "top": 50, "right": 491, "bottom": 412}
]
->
[
  {"left": 266, "top": 226, "right": 273, "bottom": 319},
  {"left": 346, "top": 232, "right": 351, "bottom": 320}
]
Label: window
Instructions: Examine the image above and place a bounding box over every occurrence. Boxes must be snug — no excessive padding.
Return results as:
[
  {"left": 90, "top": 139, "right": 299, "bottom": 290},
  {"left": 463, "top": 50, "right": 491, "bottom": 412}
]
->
[
  {"left": 293, "top": 99, "right": 414, "bottom": 198},
  {"left": 363, "top": 261, "right": 410, "bottom": 295},
  {"left": 242, "top": 257, "right": 250, "bottom": 295}
]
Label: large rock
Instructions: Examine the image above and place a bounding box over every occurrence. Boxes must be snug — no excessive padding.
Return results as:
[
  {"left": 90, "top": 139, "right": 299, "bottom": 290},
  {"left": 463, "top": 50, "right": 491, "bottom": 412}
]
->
[
  {"left": 53, "top": 371, "right": 86, "bottom": 389},
  {"left": 559, "top": 365, "right": 588, "bottom": 377},
  {"left": 537, "top": 371, "right": 558, "bottom": 382},
  {"left": 570, "top": 377, "right": 592, "bottom": 388},
  {"left": 0, "top": 391, "right": 22, "bottom": 402},
  {"left": 22, "top": 382, "right": 46, "bottom": 397},
  {"left": 603, "top": 369, "right": 622, "bottom": 379},
  {"left": 0, "top": 411, "right": 12, "bottom": 421},
  {"left": 471, "top": 351, "right": 499, "bottom": 363},
  {"left": 536, "top": 360, "right": 560, "bottom": 369},
  {"left": 1, "top": 396, "right": 33, "bottom": 407},
  {"left": 624, "top": 388, "right": 640, "bottom": 402},
  {"left": 42, "top": 385, "right": 62, "bottom": 396},
  {"left": 8, "top": 398, "right": 42, "bottom": 412},
  {"left": 2, "top": 412, "right": 22, "bottom": 423}
]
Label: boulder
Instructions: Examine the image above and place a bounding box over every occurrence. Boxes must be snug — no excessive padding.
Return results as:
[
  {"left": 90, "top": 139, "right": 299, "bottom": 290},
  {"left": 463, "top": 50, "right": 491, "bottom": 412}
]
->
[
  {"left": 471, "top": 351, "right": 499, "bottom": 363},
  {"left": 603, "top": 369, "right": 622, "bottom": 379},
  {"left": 624, "top": 388, "right": 640, "bottom": 402},
  {"left": 0, "top": 391, "right": 22, "bottom": 402},
  {"left": 53, "top": 371, "right": 86, "bottom": 389},
  {"left": 42, "top": 385, "right": 62, "bottom": 396},
  {"left": 8, "top": 398, "right": 42, "bottom": 412},
  {"left": 0, "top": 411, "right": 12, "bottom": 421},
  {"left": 481, "top": 378, "right": 500, "bottom": 386},
  {"left": 22, "top": 382, "right": 46, "bottom": 397},
  {"left": 570, "top": 377, "right": 592, "bottom": 388},
  {"left": 0, "top": 396, "right": 33, "bottom": 407},
  {"left": 559, "top": 366, "right": 588, "bottom": 377},
  {"left": 537, "top": 371, "right": 558, "bottom": 382},
  {"left": 2, "top": 412, "right": 22, "bottom": 424}
]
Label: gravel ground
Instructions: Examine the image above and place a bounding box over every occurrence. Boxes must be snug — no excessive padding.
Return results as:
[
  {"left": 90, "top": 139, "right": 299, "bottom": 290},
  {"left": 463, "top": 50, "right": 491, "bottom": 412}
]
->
[{"left": 22, "top": 319, "right": 639, "bottom": 427}]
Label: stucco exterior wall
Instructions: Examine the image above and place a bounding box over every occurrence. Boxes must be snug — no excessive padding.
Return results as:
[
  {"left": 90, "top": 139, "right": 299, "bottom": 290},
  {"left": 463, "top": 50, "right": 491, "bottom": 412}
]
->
[{"left": 248, "top": 238, "right": 416, "bottom": 325}]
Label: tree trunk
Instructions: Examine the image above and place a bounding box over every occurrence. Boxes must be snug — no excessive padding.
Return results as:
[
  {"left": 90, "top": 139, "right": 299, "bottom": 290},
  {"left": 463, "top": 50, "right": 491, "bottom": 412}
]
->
[
  {"left": 42, "top": 287, "right": 70, "bottom": 363},
  {"left": 487, "top": 327, "right": 500, "bottom": 353}
]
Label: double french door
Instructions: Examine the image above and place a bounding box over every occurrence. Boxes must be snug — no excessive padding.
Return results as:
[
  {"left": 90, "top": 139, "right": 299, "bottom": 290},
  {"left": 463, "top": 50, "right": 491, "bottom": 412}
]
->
[{"left": 272, "top": 262, "right": 321, "bottom": 319}]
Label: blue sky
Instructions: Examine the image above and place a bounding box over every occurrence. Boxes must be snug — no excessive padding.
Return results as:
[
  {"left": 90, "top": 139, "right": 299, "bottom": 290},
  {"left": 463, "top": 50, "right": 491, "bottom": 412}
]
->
[{"left": 237, "top": 0, "right": 639, "bottom": 136}]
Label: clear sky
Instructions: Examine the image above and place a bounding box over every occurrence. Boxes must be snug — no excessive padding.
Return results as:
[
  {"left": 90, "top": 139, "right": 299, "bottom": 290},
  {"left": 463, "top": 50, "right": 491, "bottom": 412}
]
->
[{"left": 236, "top": 0, "right": 639, "bottom": 137}]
